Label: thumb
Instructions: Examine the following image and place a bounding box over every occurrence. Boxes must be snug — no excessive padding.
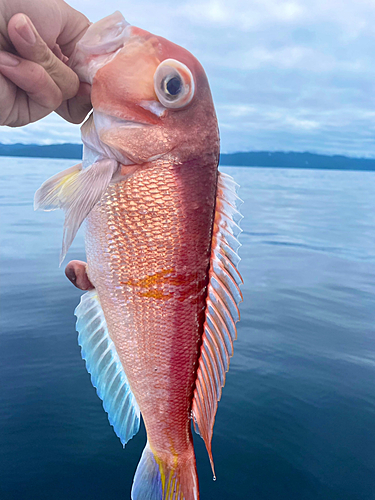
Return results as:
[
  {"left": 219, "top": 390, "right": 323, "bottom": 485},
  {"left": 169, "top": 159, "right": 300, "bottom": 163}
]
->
[{"left": 7, "top": 13, "right": 79, "bottom": 101}]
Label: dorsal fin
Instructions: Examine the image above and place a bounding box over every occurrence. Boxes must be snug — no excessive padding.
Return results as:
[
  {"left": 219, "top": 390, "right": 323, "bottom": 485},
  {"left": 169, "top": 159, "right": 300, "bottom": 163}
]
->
[
  {"left": 75, "top": 290, "right": 141, "bottom": 446},
  {"left": 191, "top": 171, "right": 243, "bottom": 475}
]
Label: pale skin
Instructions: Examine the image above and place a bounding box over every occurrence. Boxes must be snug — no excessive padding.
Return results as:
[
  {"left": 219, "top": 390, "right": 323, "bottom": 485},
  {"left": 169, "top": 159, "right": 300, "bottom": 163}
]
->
[{"left": 0, "top": 0, "right": 93, "bottom": 290}]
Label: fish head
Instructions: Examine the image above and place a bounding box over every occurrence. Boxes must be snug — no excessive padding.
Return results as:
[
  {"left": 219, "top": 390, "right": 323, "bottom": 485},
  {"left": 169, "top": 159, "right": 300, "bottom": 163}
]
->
[{"left": 72, "top": 13, "right": 219, "bottom": 168}]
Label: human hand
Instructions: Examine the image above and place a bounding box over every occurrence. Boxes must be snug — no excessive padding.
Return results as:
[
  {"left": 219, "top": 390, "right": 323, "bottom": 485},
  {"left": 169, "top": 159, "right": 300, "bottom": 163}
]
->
[
  {"left": 65, "top": 260, "right": 94, "bottom": 291},
  {"left": 0, "top": 0, "right": 92, "bottom": 126}
]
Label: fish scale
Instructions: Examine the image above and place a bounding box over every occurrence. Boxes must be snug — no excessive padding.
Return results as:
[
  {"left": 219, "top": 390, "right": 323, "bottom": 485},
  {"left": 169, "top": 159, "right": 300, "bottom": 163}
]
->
[{"left": 85, "top": 160, "right": 217, "bottom": 459}]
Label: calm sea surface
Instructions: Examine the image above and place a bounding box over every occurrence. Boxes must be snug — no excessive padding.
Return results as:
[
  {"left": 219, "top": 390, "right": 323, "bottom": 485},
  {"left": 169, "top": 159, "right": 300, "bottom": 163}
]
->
[{"left": 1, "top": 157, "right": 375, "bottom": 500}]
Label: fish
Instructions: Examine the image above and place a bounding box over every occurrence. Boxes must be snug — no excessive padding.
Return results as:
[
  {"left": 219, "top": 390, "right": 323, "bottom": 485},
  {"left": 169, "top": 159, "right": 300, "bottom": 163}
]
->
[{"left": 34, "top": 12, "right": 243, "bottom": 500}]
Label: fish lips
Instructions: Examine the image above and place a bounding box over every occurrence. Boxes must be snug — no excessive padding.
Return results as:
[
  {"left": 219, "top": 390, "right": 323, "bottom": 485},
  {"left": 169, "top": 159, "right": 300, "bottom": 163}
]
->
[{"left": 70, "top": 12, "right": 131, "bottom": 84}]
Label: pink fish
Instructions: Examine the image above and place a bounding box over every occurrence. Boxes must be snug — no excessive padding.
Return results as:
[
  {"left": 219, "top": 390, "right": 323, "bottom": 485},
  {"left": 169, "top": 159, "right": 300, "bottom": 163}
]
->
[{"left": 35, "top": 12, "right": 243, "bottom": 500}]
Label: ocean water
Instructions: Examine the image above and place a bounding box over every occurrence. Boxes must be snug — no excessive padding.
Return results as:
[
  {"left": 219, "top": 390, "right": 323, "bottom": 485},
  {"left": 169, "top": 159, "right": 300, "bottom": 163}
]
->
[{"left": 1, "top": 157, "right": 375, "bottom": 500}]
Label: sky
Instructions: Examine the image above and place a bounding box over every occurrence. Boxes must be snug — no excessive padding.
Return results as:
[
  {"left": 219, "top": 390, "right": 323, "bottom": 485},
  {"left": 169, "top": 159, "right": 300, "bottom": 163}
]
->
[{"left": 2, "top": 0, "right": 375, "bottom": 157}]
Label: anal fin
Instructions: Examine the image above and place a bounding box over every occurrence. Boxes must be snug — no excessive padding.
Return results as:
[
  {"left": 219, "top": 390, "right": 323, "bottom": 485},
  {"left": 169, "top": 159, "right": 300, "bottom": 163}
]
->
[
  {"left": 75, "top": 290, "right": 140, "bottom": 446},
  {"left": 192, "top": 171, "right": 243, "bottom": 475}
]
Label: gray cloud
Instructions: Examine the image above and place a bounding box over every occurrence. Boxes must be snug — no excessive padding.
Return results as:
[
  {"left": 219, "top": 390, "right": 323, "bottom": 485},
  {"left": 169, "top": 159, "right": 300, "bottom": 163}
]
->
[{"left": 3, "top": 0, "right": 375, "bottom": 157}]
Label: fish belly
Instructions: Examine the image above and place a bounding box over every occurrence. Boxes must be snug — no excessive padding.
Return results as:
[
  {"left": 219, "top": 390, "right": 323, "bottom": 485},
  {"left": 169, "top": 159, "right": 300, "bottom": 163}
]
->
[{"left": 85, "top": 159, "right": 217, "bottom": 460}]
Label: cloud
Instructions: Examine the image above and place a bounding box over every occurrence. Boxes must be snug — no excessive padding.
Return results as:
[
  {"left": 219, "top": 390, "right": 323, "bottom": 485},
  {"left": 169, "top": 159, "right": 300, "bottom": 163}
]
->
[{"left": 3, "top": 0, "right": 375, "bottom": 157}]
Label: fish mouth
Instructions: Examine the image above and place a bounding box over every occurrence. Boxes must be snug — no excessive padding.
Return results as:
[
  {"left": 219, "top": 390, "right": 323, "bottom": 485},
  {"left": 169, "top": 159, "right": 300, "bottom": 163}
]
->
[{"left": 70, "top": 12, "right": 131, "bottom": 84}]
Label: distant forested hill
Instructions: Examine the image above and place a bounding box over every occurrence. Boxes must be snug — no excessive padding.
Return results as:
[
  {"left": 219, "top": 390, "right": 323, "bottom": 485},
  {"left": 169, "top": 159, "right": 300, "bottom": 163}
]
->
[
  {"left": 0, "top": 143, "right": 374, "bottom": 170},
  {"left": 0, "top": 143, "right": 83, "bottom": 160},
  {"left": 220, "top": 151, "right": 375, "bottom": 170}
]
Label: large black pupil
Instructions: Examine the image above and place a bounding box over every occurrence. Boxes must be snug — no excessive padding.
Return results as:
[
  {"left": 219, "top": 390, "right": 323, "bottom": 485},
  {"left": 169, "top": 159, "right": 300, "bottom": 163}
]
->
[{"left": 166, "top": 77, "right": 182, "bottom": 96}]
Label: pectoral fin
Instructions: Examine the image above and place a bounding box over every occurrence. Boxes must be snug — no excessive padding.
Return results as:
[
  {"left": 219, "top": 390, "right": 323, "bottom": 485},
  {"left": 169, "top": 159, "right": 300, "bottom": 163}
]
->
[{"left": 34, "top": 159, "right": 119, "bottom": 264}]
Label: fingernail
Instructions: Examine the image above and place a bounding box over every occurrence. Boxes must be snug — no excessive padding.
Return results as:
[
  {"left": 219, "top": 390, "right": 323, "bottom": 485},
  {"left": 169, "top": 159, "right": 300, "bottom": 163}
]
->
[
  {"left": 65, "top": 267, "right": 77, "bottom": 283},
  {"left": 15, "top": 14, "right": 36, "bottom": 45},
  {"left": 0, "top": 51, "right": 20, "bottom": 66}
]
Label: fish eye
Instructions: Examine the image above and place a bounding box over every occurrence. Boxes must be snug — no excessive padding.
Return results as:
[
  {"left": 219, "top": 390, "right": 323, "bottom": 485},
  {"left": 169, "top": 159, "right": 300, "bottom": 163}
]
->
[
  {"left": 154, "top": 59, "right": 195, "bottom": 109},
  {"left": 164, "top": 76, "right": 182, "bottom": 96}
]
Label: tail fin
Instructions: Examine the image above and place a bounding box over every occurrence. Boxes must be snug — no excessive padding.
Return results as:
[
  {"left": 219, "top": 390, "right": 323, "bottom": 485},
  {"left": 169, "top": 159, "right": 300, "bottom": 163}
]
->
[{"left": 131, "top": 442, "right": 199, "bottom": 500}]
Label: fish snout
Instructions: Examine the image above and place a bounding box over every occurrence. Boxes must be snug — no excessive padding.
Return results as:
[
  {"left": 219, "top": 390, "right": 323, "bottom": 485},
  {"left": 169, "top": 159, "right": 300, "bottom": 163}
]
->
[{"left": 69, "top": 11, "right": 131, "bottom": 84}]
